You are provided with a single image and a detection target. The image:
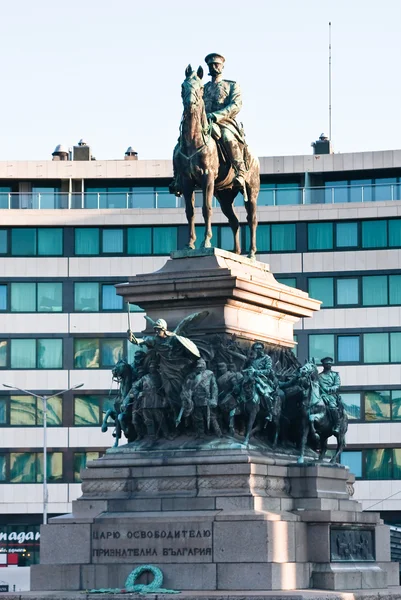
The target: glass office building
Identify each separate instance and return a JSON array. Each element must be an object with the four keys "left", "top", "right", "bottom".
[{"left": 1, "top": 147, "right": 401, "bottom": 585}]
